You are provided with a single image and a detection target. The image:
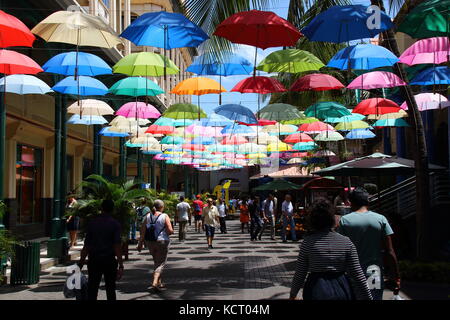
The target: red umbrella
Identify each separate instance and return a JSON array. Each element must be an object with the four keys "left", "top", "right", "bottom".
[
  {"left": 0, "top": 10, "right": 35, "bottom": 48},
  {"left": 182, "top": 144, "right": 206, "bottom": 151},
  {"left": 231, "top": 76, "right": 286, "bottom": 94},
  {"left": 298, "top": 121, "right": 335, "bottom": 133},
  {"left": 290, "top": 73, "right": 345, "bottom": 91},
  {"left": 237, "top": 119, "right": 277, "bottom": 126},
  {"left": 222, "top": 135, "right": 248, "bottom": 145},
  {"left": 214, "top": 10, "right": 302, "bottom": 49},
  {"left": 284, "top": 132, "right": 314, "bottom": 143},
  {"left": 353, "top": 98, "right": 401, "bottom": 115},
  {"left": 0, "top": 49, "right": 42, "bottom": 74},
  {"left": 145, "top": 125, "right": 175, "bottom": 135}
]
